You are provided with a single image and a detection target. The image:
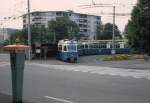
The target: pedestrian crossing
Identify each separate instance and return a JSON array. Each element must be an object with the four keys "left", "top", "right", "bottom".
[{"left": 29, "top": 63, "right": 150, "bottom": 80}]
